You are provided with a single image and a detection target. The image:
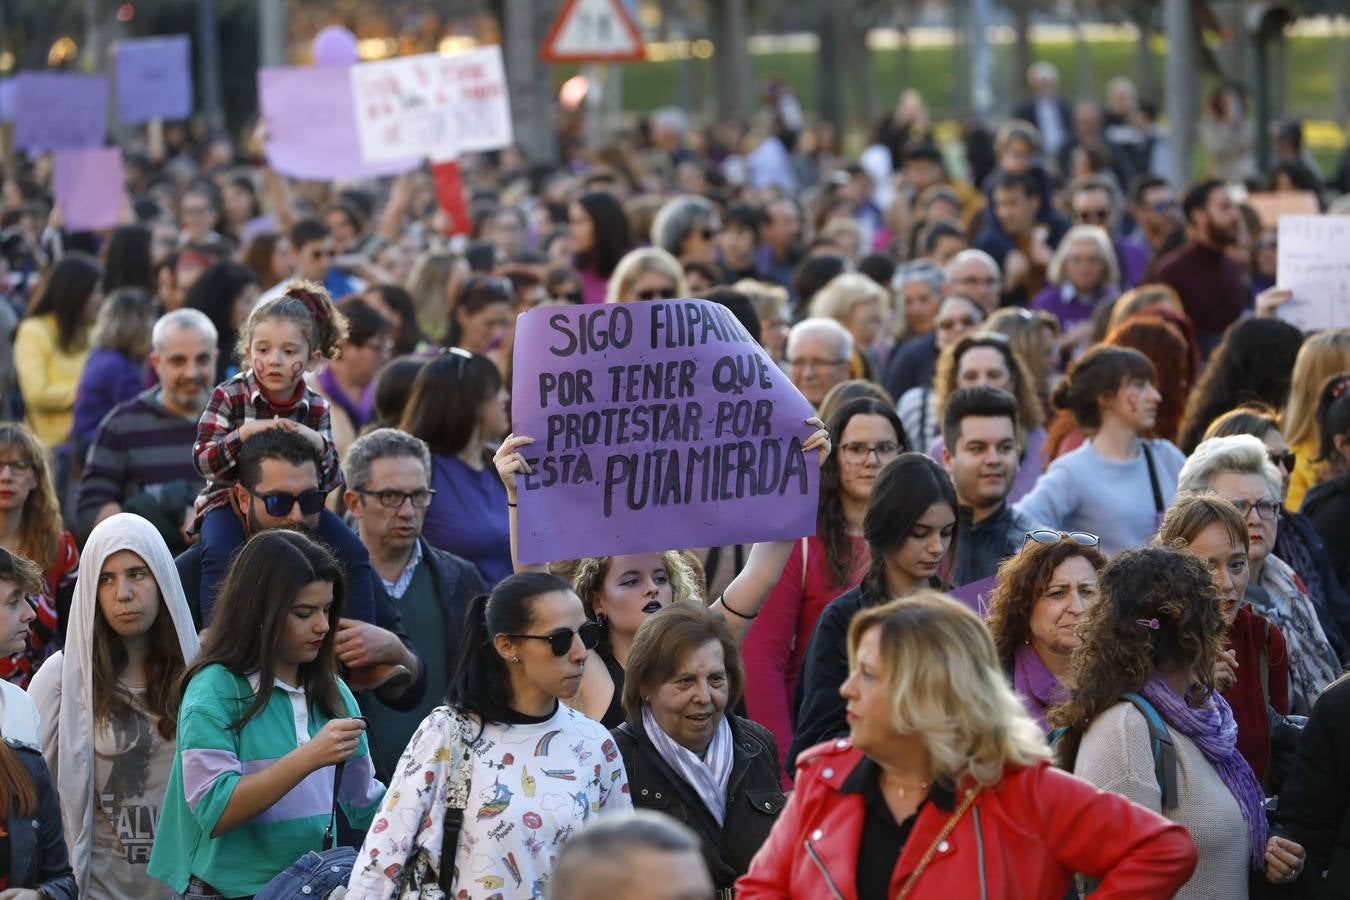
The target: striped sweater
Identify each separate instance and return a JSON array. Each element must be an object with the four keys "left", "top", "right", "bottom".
[{"left": 147, "top": 665, "right": 384, "bottom": 896}]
